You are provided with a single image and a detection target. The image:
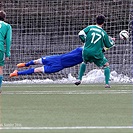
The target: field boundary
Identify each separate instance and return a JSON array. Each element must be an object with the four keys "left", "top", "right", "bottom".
[
  {"left": 1, "top": 90, "right": 132, "bottom": 95},
  {"left": 0, "top": 126, "right": 133, "bottom": 130}
]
